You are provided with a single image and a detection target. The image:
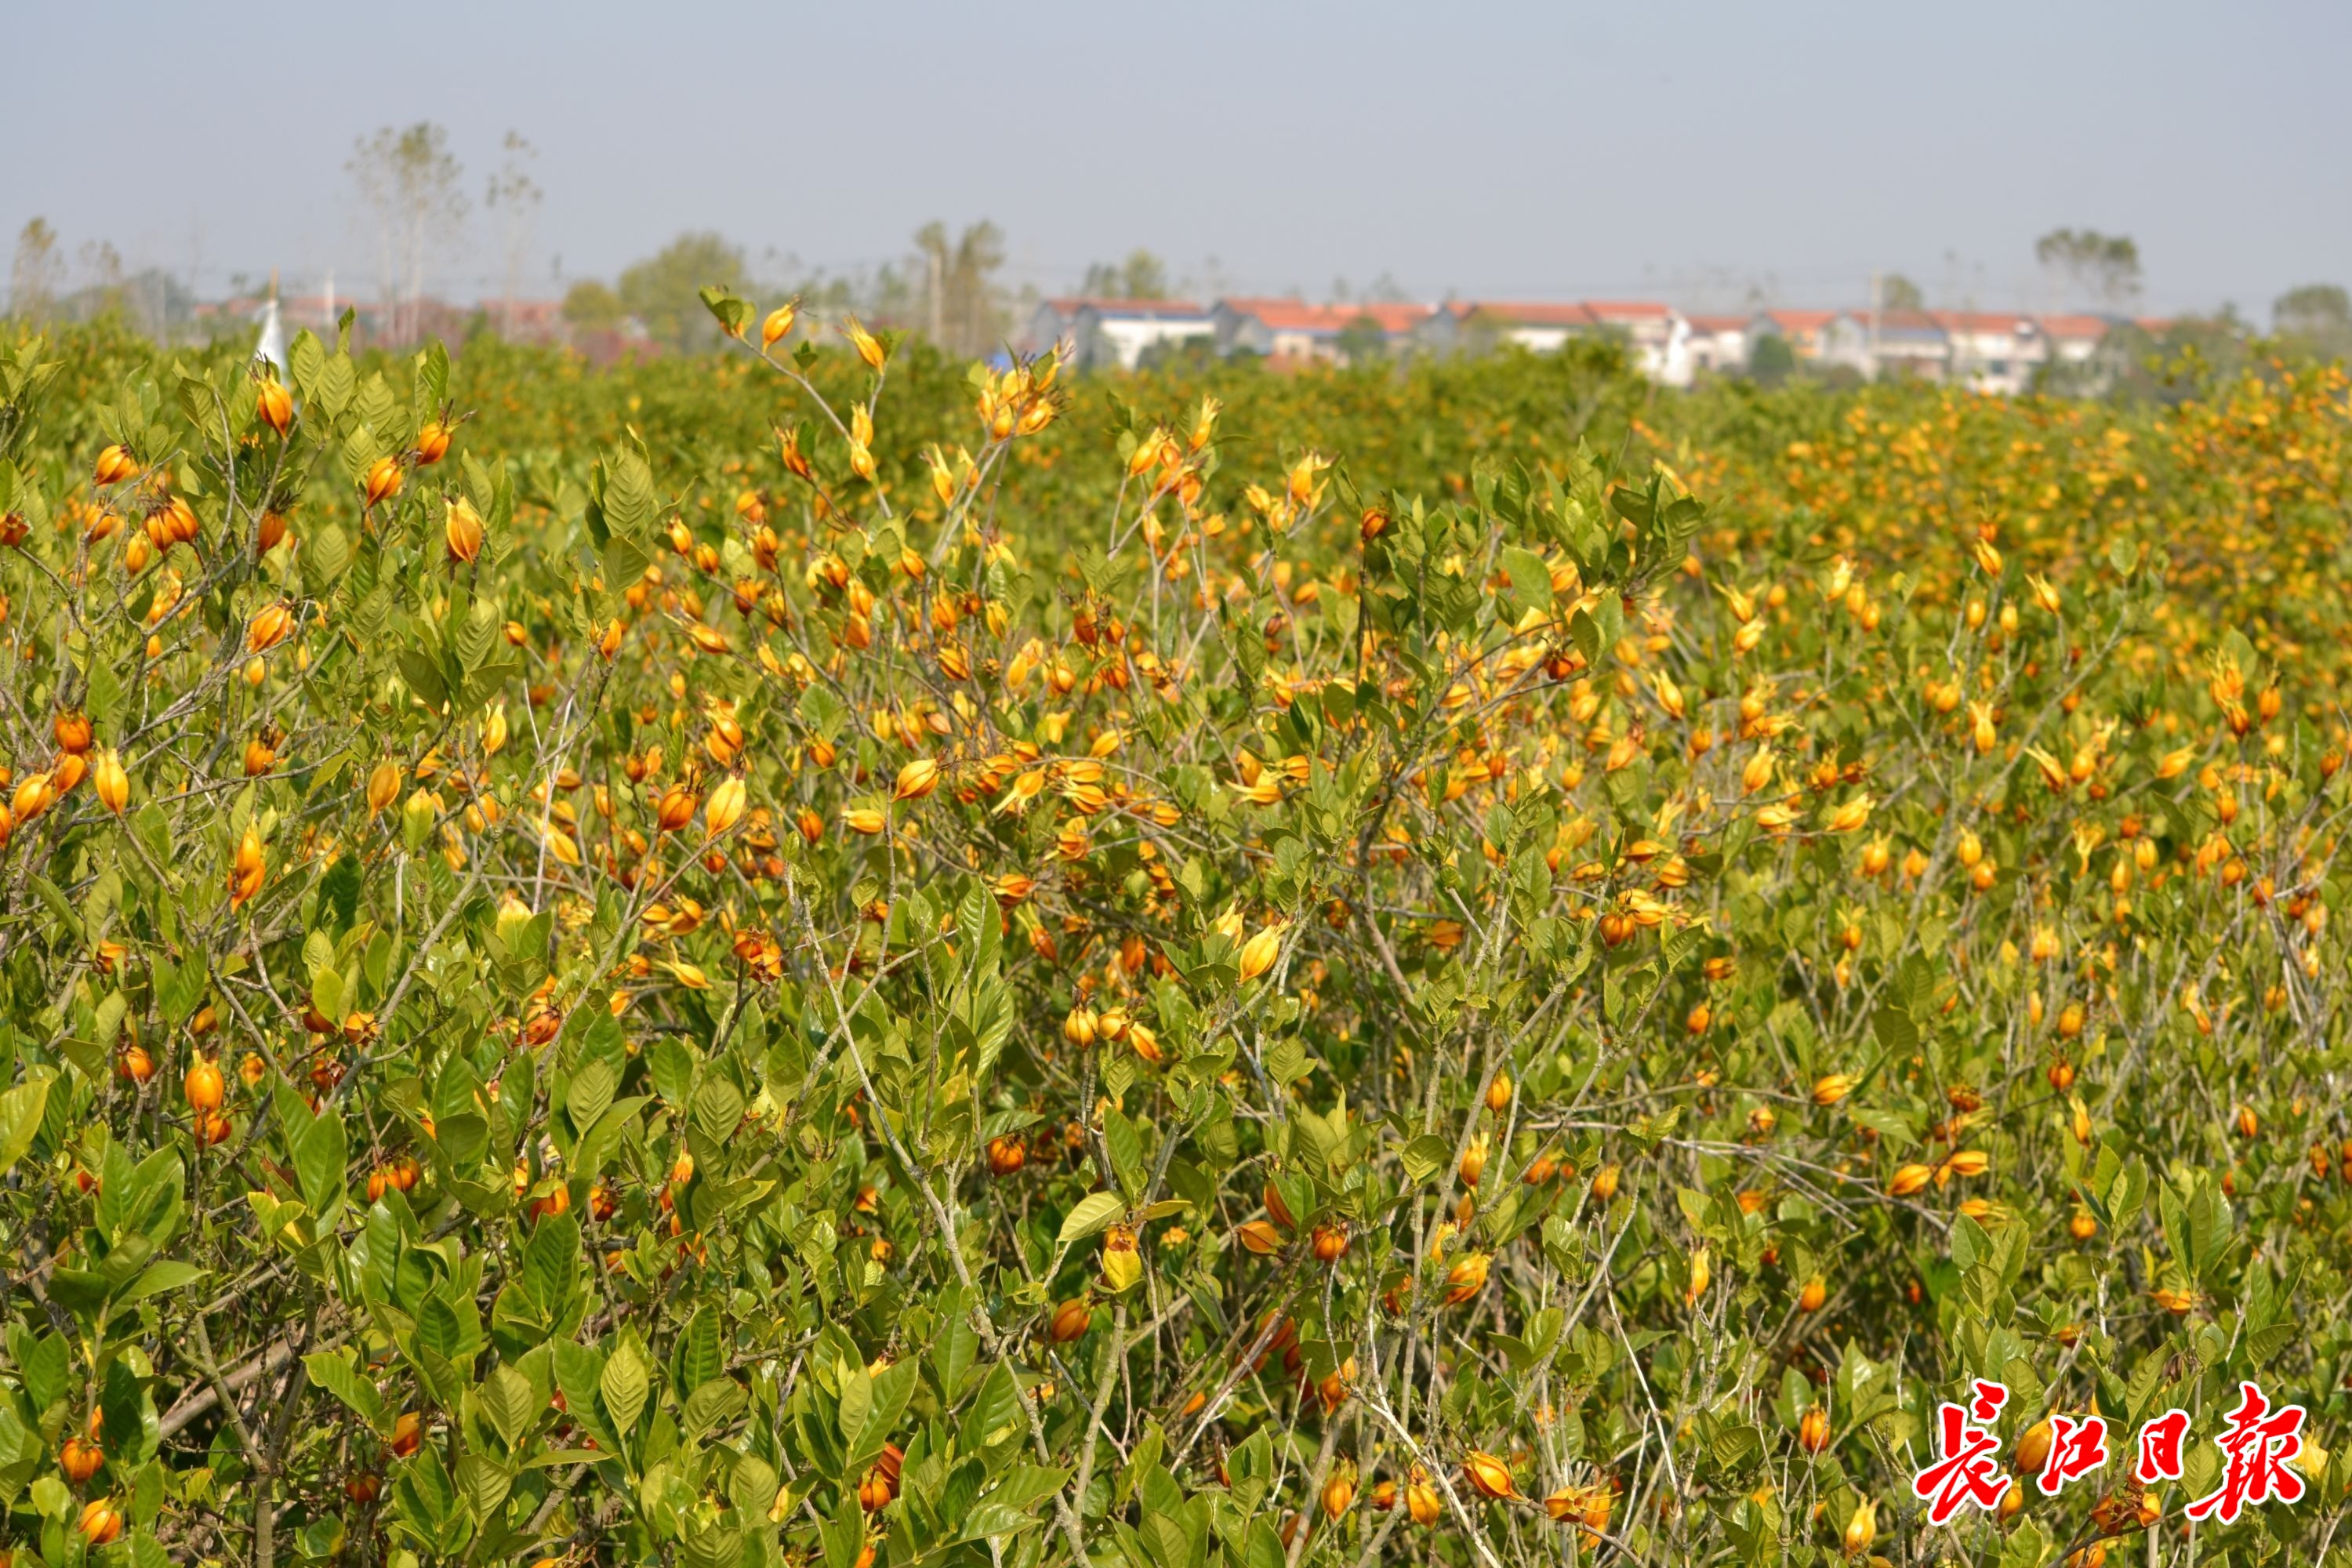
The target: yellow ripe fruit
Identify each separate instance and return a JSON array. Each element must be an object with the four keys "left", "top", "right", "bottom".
[
  {"left": 12, "top": 771, "right": 56, "bottom": 824},
  {"left": 844, "top": 315, "right": 887, "bottom": 371},
  {"left": 1234, "top": 1219, "right": 1283, "bottom": 1255},
  {"left": 1589, "top": 1163, "right": 1621, "bottom": 1201},
  {"left": 444, "top": 496, "right": 485, "bottom": 563},
  {"left": 2014, "top": 1419, "right": 2054, "bottom": 1475},
  {"left": 760, "top": 300, "right": 797, "bottom": 348},
  {"left": 1888, "top": 1163, "right": 1933, "bottom": 1198},
  {"left": 1799, "top": 1406, "right": 1831, "bottom": 1454},
  {"left": 1842, "top": 1499, "right": 1875, "bottom": 1556},
  {"left": 256, "top": 378, "right": 293, "bottom": 437},
  {"left": 92, "top": 748, "right": 129, "bottom": 815},
  {"left": 228, "top": 825, "right": 267, "bottom": 908},
  {"left": 184, "top": 1055, "right": 225, "bottom": 1112},
  {"left": 1442, "top": 1252, "right": 1490, "bottom": 1305},
  {"left": 704, "top": 776, "right": 747, "bottom": 837},
  {"left": 1461, "top": 1451, "right": 1515, "bottom": 1501},
  {"left": 362, "top": 455, "right": 405, "bottom": 506},
  {"left": 61, "top": 1435, "right": 103, "bottom": 1483},
  {"left": 1485, "top": 1072, "right": 1512, "bottom": 1112},
  {"left": 1236, "top": 924, "right": 1283, "bottom": 983},
  {"left": 1812, "top": 1073, "right": 1857, "bottom": 1107},
  {"left": 655, "top": 785, "right": 698, "bottom": 833},
  {"left": 77, "top": 1498, "right": 123, "bottom": 1546},
  {"left": 367, "top": 760, "right": 402, "bottom": 818},
  {"left": 93, "top": 444, "right": 139, "bottom": 486},
  {"left": 245, "top": 602, "right": 294, "bottom": 653},
  {"left": 1047, "top": 1298, "right": 1091, "bottom": 1343},
  {"left": 1798, "top": 1276, "right": 1827, "bottom": 1312},
  {"left": 1685, "top": 1245, "right": 1711, "bottom": 1305},
  {"left": 894, "top": 758, "right": 941, "bottom": 800}
]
